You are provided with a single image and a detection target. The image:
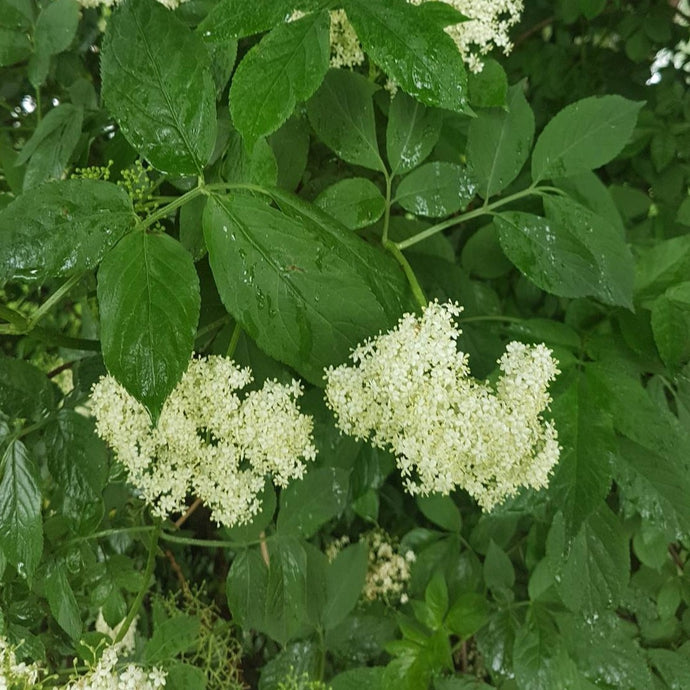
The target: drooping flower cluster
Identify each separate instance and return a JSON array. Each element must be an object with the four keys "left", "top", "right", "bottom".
[
  {"left": 63, "top": 646, "right": 166, "bottom": 690},
  {"left": 0, "top": 637, "right": 40, "bottom": 689},
  {"left": 409, "top": 0, "right": 524, "bottom": 72},
  {"left": 363, "top": 530, "right": 416, "bottom": 605},
  {"left": 91, "top": 356, "right": 317, "bottom": 527},
  {"left": 325, "top": 301, "right": 560, "bottom": 511}
]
